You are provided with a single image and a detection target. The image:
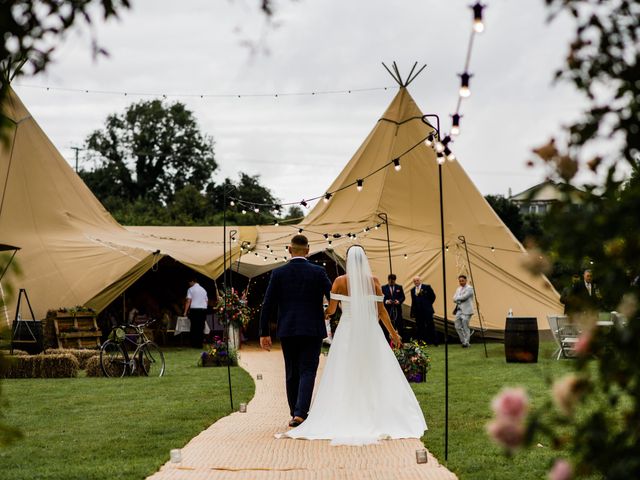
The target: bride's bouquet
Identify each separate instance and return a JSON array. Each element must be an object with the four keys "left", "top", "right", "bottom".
[{"left": 393, "top": 340, "right": 432, "bottom": 383}]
